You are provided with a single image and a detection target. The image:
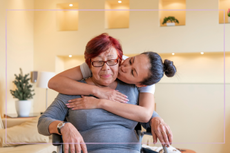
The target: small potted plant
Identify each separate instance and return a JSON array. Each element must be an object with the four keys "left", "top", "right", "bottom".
[
  {"left": 162, "top": 16, "right": 179, "bottom": 26},
  {"left": 228, "top": 9, "right": 230, "bottom": 23},
  {"left": 10, "top": 68, "right": 35, "bottom": 117}
]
